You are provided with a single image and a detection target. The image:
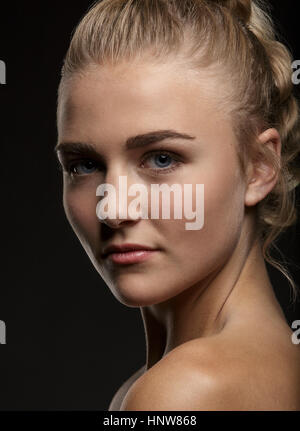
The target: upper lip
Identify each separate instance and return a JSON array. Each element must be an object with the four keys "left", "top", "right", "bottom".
[{"left": 101, "top": 243, "right": 157, "bottom": 258}]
